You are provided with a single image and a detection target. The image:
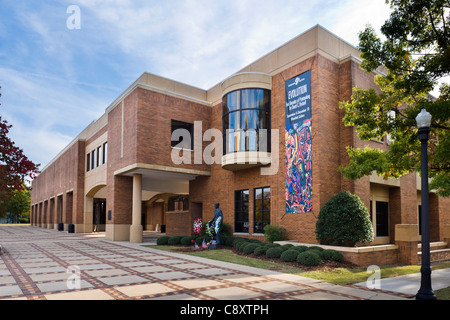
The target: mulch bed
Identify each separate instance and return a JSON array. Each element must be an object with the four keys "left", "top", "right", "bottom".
[{"left": 169, "top": 245, "right": 358, "bottom": 272}]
